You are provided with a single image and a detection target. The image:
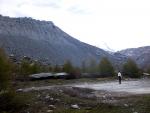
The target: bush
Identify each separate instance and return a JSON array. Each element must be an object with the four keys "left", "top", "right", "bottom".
[
  {"left": 0, "top": 48, "right": 29, "bottom": 113},
  {"left": 0, "top": 91, "right": 29, "bottom": 113},
  {"left": 19, "top": 59, "right": 31, "bottom": 76},
  {"left": 122, "top": 59, "right": 141, "bottom": 78},
  {"left": 63, "top": 60, "right": 81, "bottom": 79},
  {"left": 98, "top": 57, "right": 115, "bottom": 77},
  {"left": 62, "top": 60, "right": 74, "bottom": 73},
  {"left": 53, "top": 64, "right": 62, "bottom": 72},
  {"left": 0, "top": 48, "right": 12, "bottom": 91},
  {"left": 147, "top": 66, "right": 150, "bottom": 74},
  {"left": 19, "top": 59, "right": 42, "bottom": 80},
  {"left": 87, "top": 58, "right": 98, "bottom": 73},
  {"left": 29, "top": 62, "right": 41, "bottom": 74}
]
